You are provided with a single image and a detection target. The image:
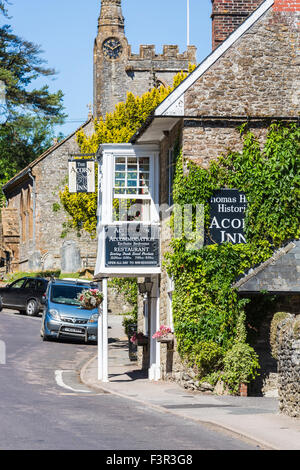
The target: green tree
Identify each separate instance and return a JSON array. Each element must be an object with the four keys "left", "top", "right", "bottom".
[
  {"left": 0, "top": 24, "right": 65, "bottom": 123},
  {"left": 0, "top": 115, "right": 63, "bottom": 182},
  {"left": 0, "top": 6, "right": 66, "bottom": 196}
]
